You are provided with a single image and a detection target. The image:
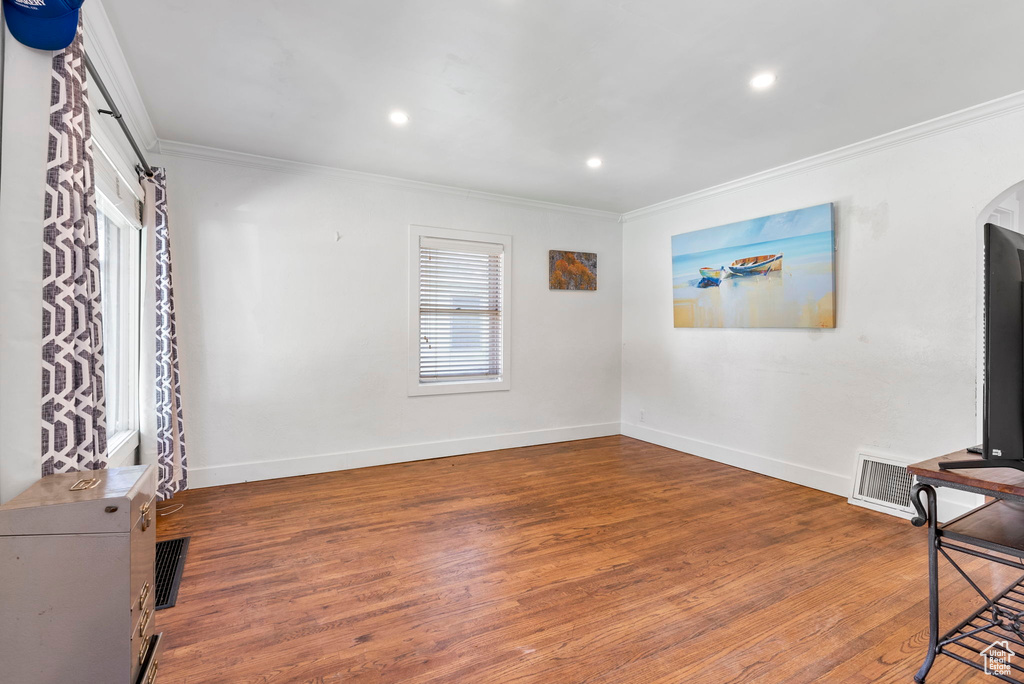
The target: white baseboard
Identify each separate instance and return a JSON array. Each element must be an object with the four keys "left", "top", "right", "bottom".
[
  {"left": 847, "top": 493, "right": 981, "bottom": 525},
  {"left": 621, "top": 422, "right": 852, "bottom": 497},
  {"left": 621, "top": 423, "right": 985, "bottom": 523},
  {"left": 188, "top": 422, "right": 622, "bottom": 489},
  {"left": 189, "top": 421, "right": 982, "bottom": 525}
]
